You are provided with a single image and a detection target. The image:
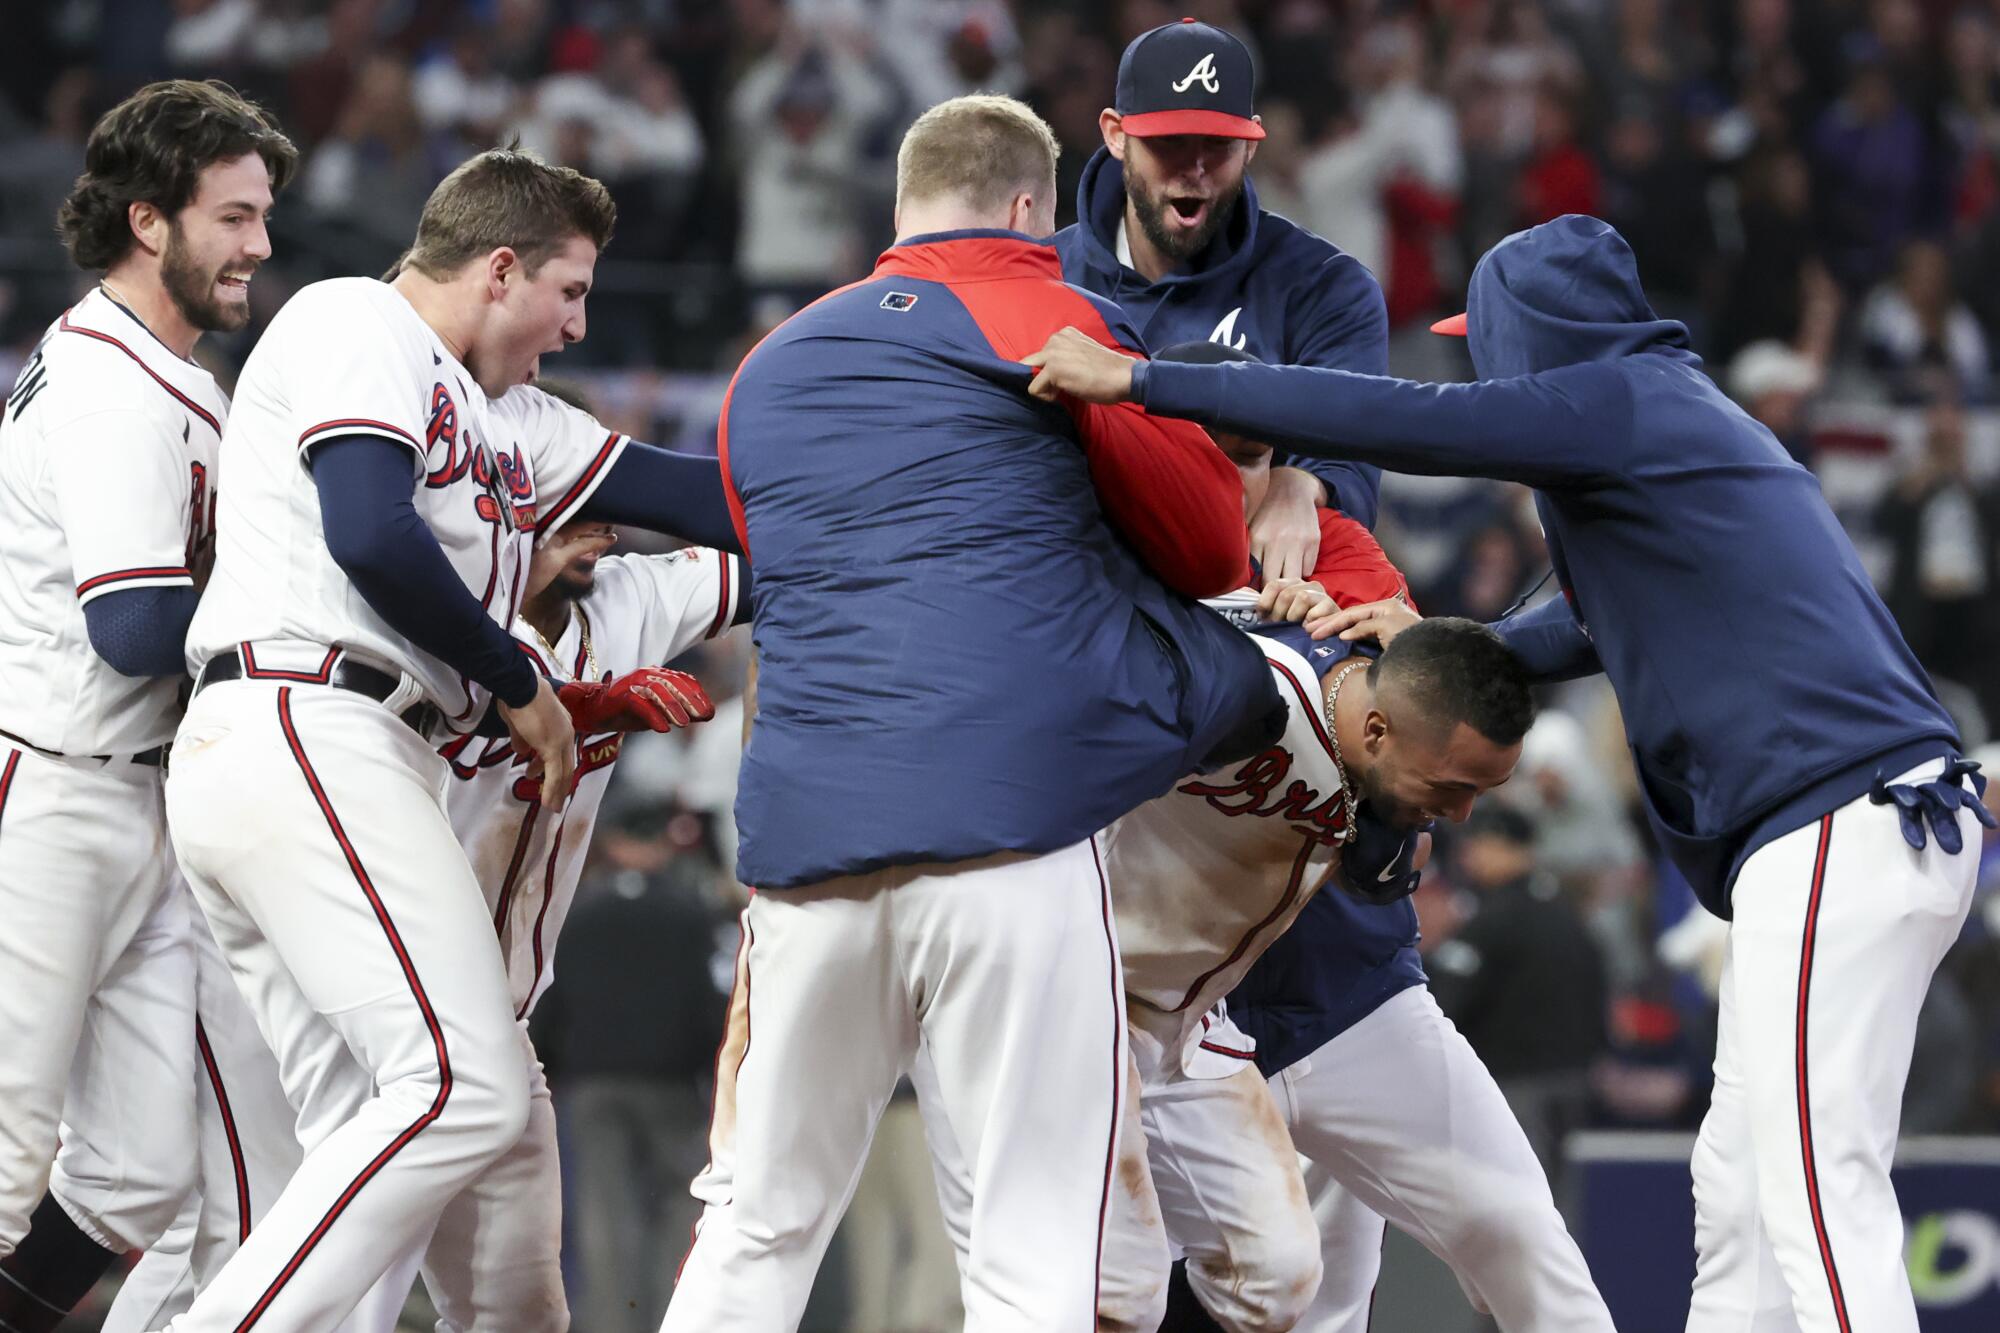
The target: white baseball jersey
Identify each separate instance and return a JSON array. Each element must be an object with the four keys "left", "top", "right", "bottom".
[
  {"left": 0, "top": 288, "right": 224, "bottom": 754},
  {"left": 1102, "top": 630, "right": 1351, "bottom": 1070},
  {"left": 185, "top": 277, "right": 627, "bottom": 728},
  {"left": 443, "top": 547, "right": 742, "bottom": 1016}
]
